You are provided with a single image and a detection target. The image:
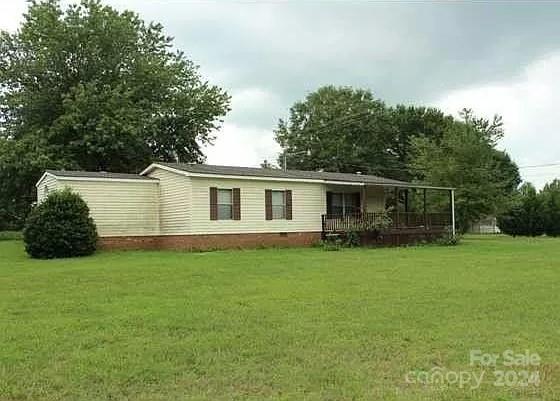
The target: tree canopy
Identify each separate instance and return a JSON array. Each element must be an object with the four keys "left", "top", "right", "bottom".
[
  {"left": 0, "top": 0, "right": 230, "bottom": 229},
  {"left": 497, "top": 183, "right": 546, "bottom": 237},
  {"left": 275, "top": 86, "right": 393, "bottom": 175},
  {"left": 541, "top": 180, "right": 560, "bottom": 236},
  {"left": 499, "top": 179, "right": 560, "bottom": 237},
  {"left": 410, "top": 118, "right": 521, "bottom": 231},
  {"left": 274, "top": 86, "right": 455, "bottom": 181},
  {"left": 275, "top": 86, "right": 521, "bottom": 232}
]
